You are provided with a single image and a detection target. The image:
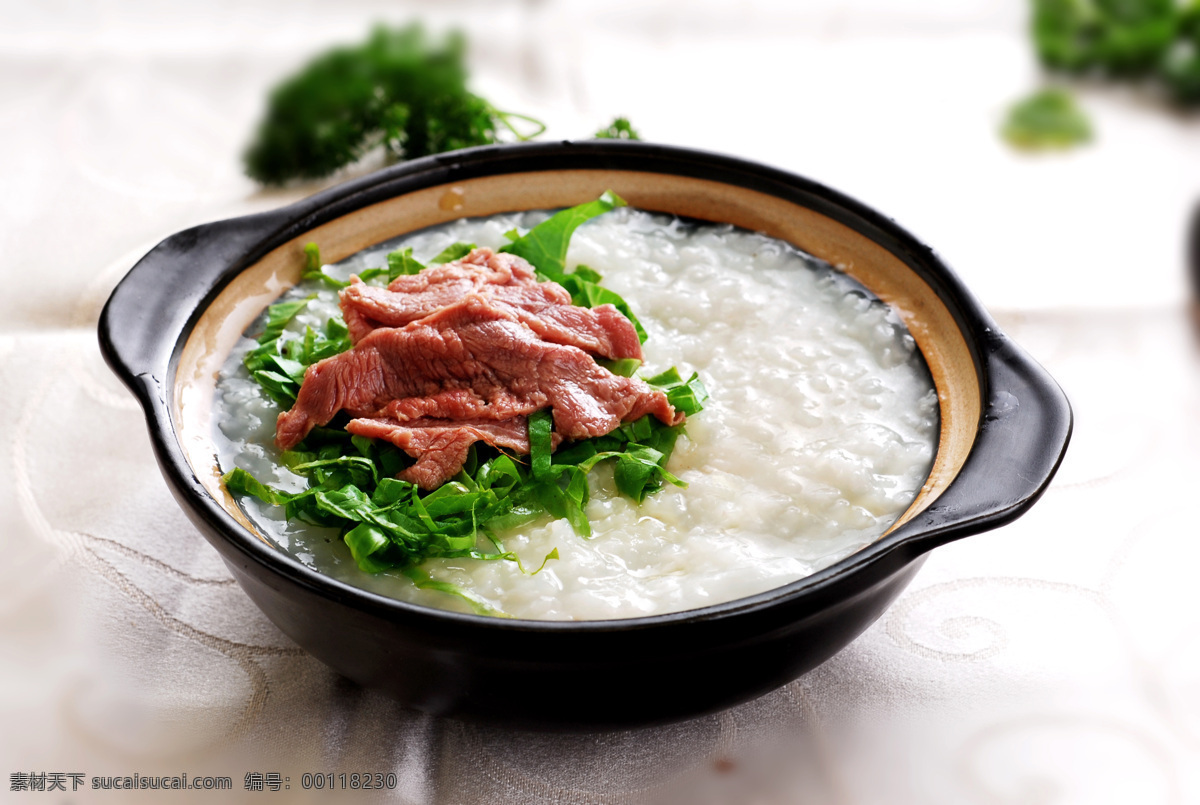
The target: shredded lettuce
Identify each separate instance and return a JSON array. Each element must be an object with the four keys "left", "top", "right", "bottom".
[
  {"left": 225, "top": 430, "right": 566, "bottom": 574},
  {"left": 499, "top": 192, "right": 647, "bottom": 342},
  {"left": 401, "top": 565, "right": 508, "bottom": 616},
  {"left": 302, "top": 242, "right": 431, "bottom": 288},
  {"left": 597, "top": 357, "right": 641, "bottom": 377},
  {"left": 386, "top": 247, "right": 424, "bottom": 278},
  {"left": 558, "top": 264, "right": 647, "bottom": 343},
  {"left": 499, "top": 190, "right": 626, "bottom": 278},
  {"left": 240, "top": 285, "right": 352, "bottom": 406},
  {"left": 431, "top": 241, "right": 476, "bottom": 264},
  {"left": 644, "top": 366, "right": 710, "bottom": 416}
]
